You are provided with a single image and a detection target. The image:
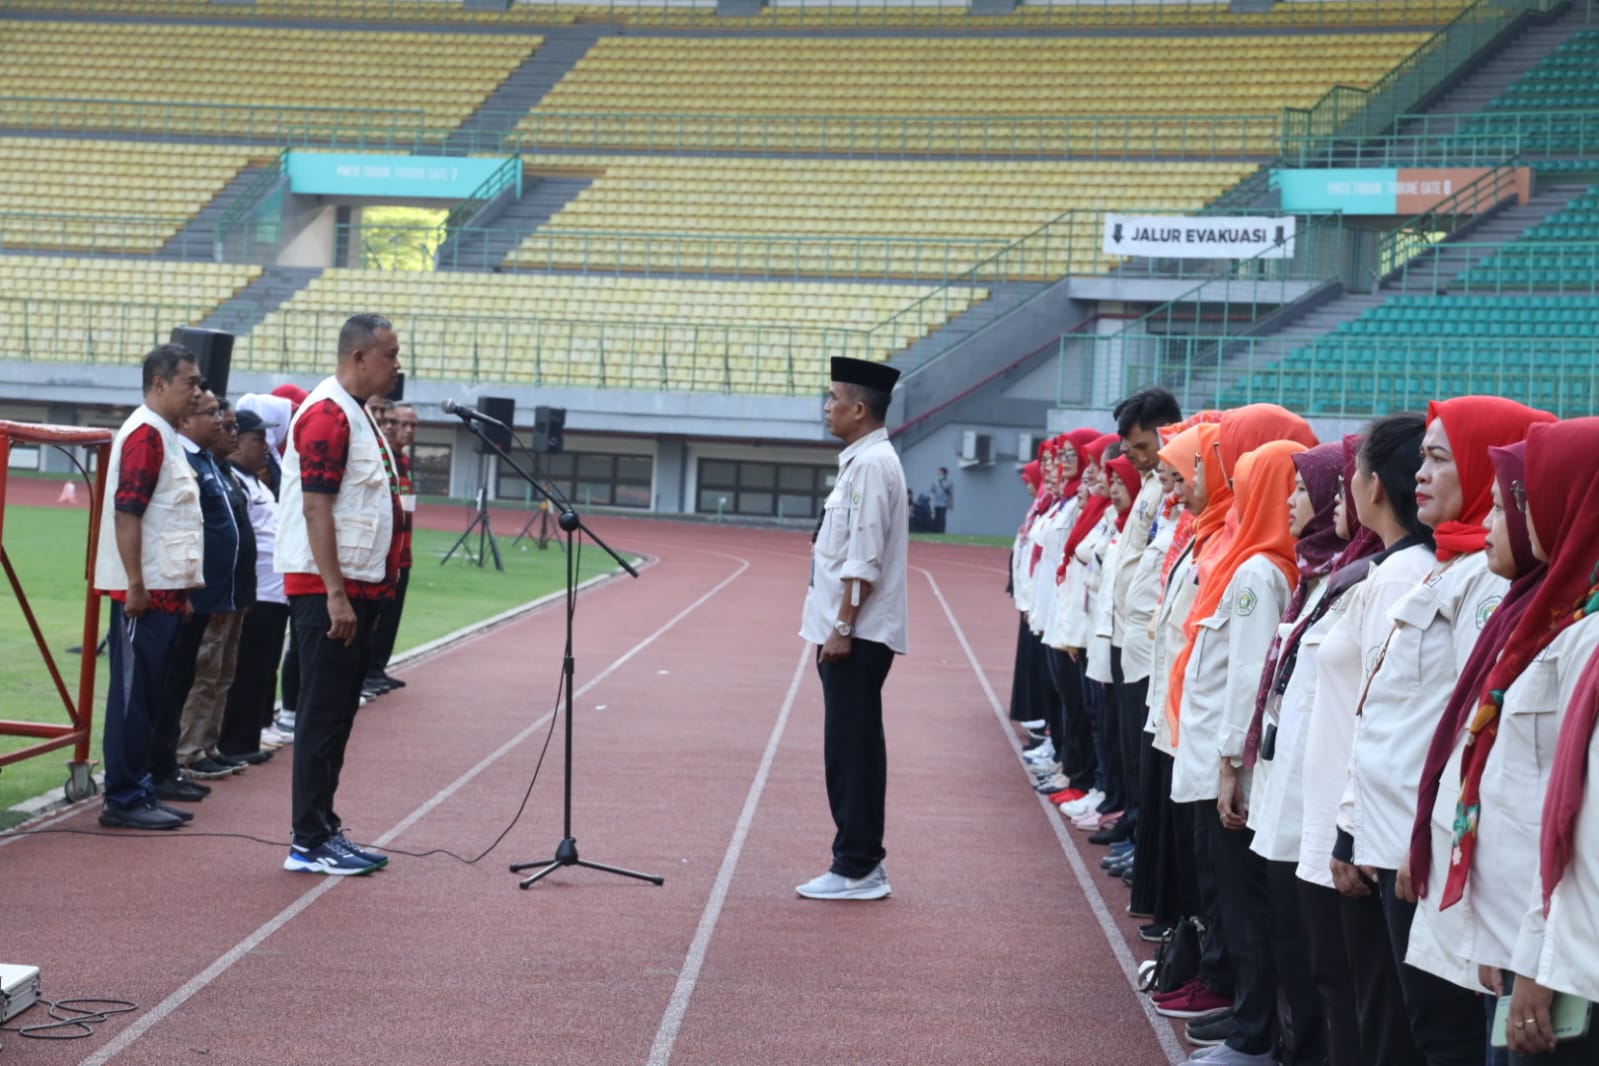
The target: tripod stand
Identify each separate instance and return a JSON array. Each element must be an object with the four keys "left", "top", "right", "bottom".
[
  {"left": 441, "top": 458, "right": 504, "bottom": 571},
  {"left": 448, "top": 417, "right": 660, "bottom": 891},
  {"left": 512, "top": 498, "right": 563, "bottom": 552}
]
